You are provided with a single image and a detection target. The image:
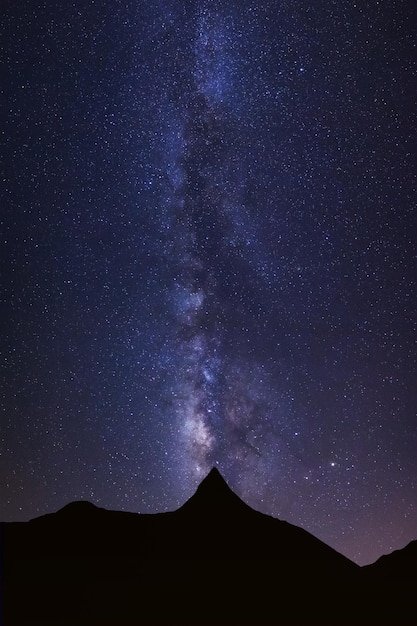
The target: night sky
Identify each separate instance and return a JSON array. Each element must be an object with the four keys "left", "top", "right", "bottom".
[{"left": 1, "top": 0, "right": 416, "bottom": 566}]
